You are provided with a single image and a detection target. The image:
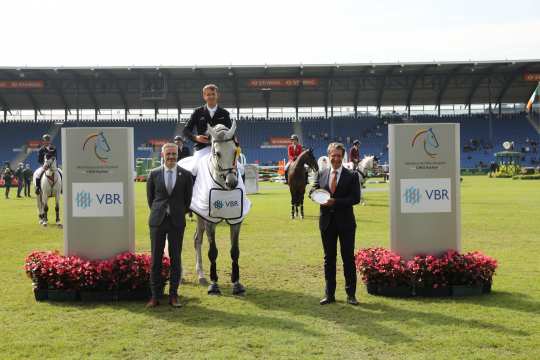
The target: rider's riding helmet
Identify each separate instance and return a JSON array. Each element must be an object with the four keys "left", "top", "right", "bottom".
[{"left": 290, "top": 134, "right": 299, "bottom": 141}]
